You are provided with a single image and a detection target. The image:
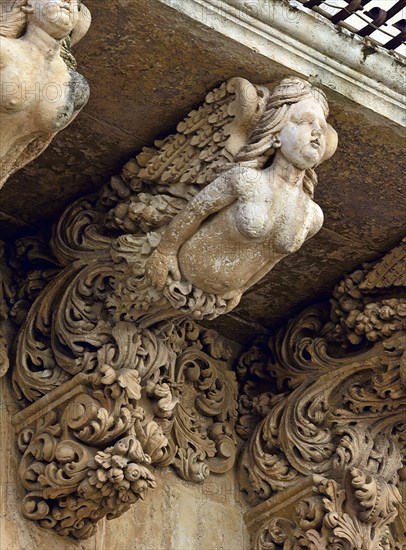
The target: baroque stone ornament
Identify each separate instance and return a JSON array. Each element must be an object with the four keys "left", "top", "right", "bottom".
[
  {"left": 13, "top": 320, "right": 238, "bottom": 538},
  {"left": 0, "top": 241, "right": 13, "bottom": 376},
  {"left": 238, "top": 239, "right": 405, "bottom": 549},
  {"left": 9, "top": 76, "right": 336, "bottom": 538},
  {"left": 0, "top": 0, "right": 91, "bottom": 188}
]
